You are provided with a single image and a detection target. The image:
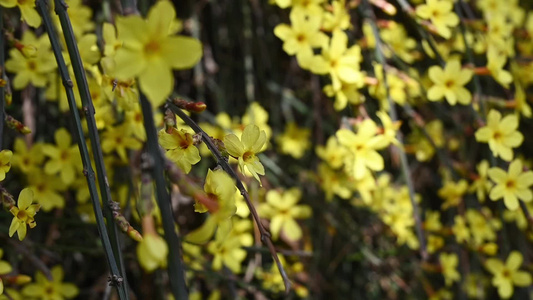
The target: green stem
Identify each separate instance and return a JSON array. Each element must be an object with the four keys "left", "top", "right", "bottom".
[
  {"left": 36, "top": 1, "right": 128, "bottom": 299},
  {"left": 140, "top": 93, "right": 188, "bottom": 299},
  {"left": 168, "top": 102, "right": 292, "bottom": 294},
  {"left": 363, "top": 0, "right": 427, "bottom": 260},
  {"left": 52, "top": 0, "right": 128, "bottom": 289}
]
